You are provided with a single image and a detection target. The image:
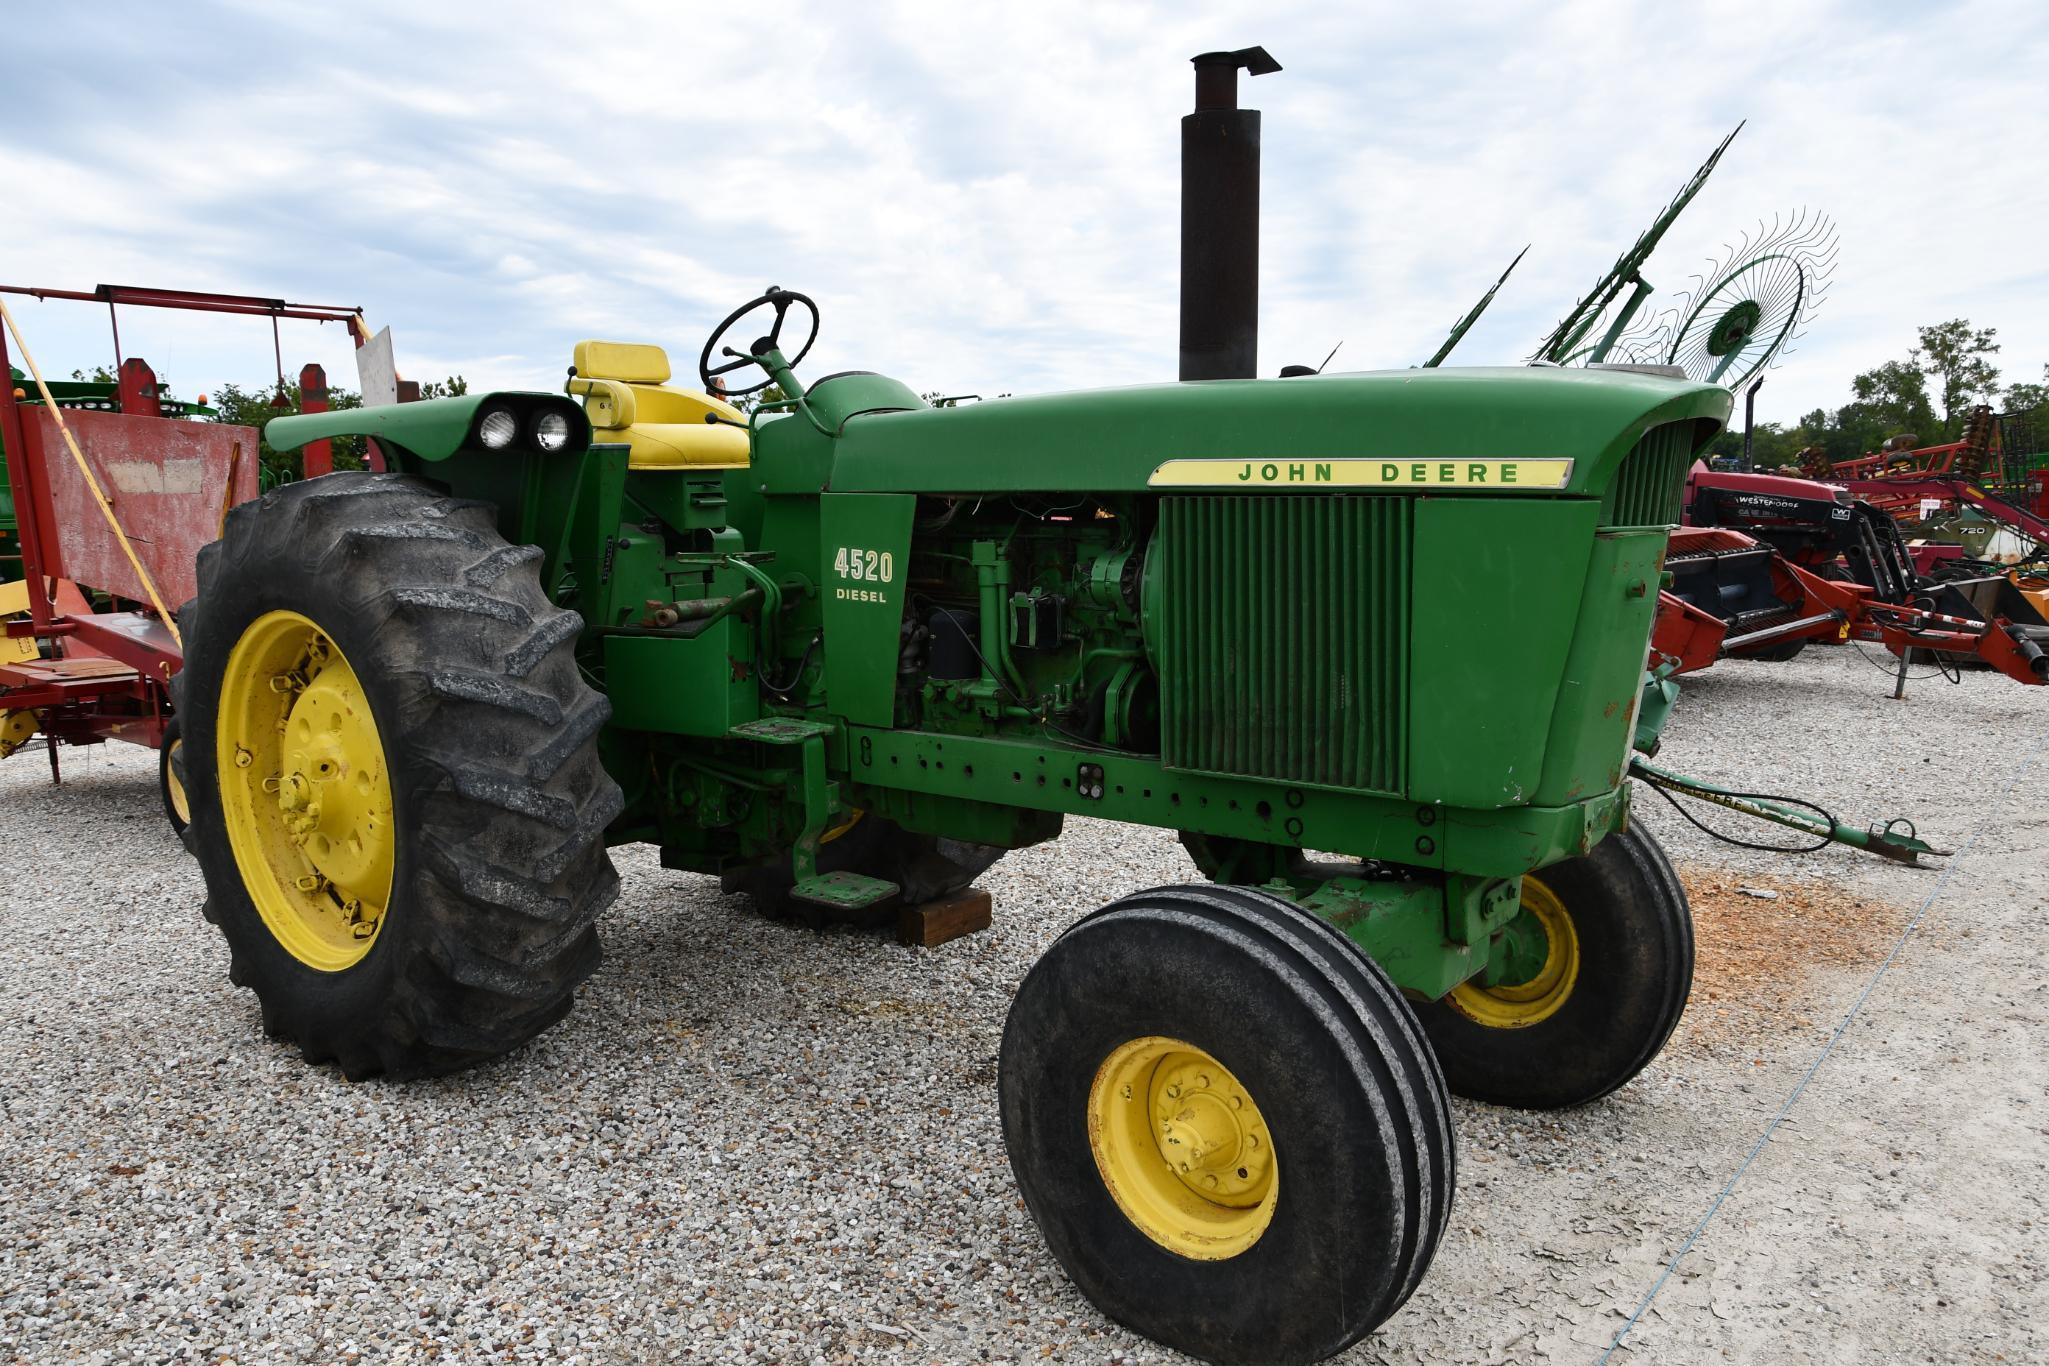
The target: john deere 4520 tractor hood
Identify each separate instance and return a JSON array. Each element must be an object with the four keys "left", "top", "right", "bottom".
[{"left": 826, "top": 366, "right": 1731, "bottom": 497}]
